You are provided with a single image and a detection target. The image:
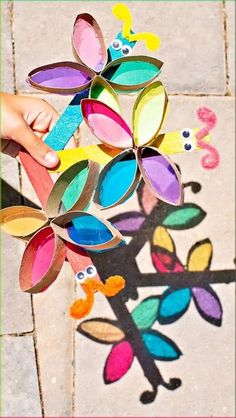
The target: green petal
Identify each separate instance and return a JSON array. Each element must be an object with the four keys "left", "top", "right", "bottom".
[
  {"left": 131, "top": 296, "right": 160, "bottom": 330},
  {"left": 102, "top": 56, "right": 163, "bottom": 92},
  {"left": 162, "top": 204, "right": 206, "bottom": 230}
]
